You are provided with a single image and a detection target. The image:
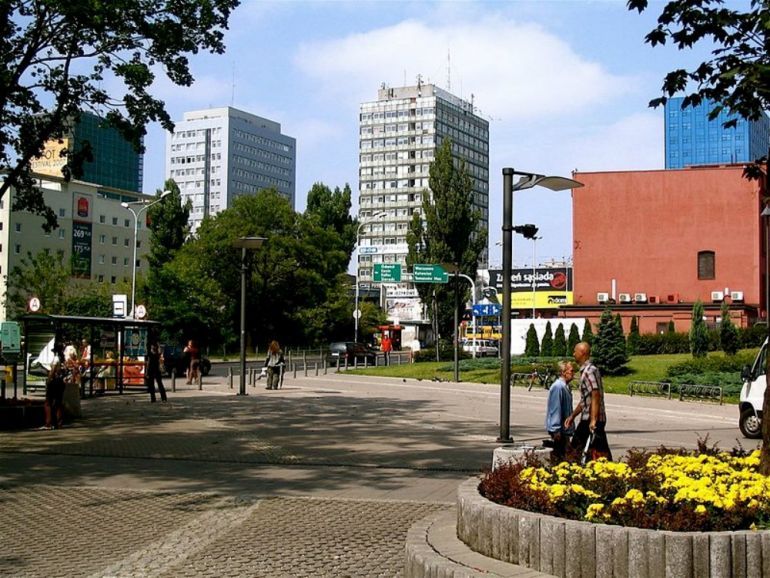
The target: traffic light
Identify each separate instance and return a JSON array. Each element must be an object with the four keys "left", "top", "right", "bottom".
[{"left": 513, "top": 224, "right": 539, "bottom": 239}]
